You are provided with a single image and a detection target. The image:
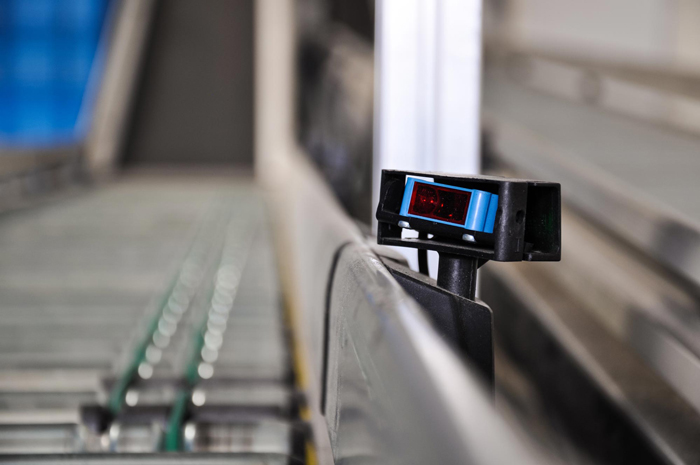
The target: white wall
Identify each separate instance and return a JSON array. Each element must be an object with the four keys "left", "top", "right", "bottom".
[
  {"left": 674, "top": 0, "right": 700, "bottom": 73},
  {"left": 497, "top": 0, "right": 700, "bottom": 73}
]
